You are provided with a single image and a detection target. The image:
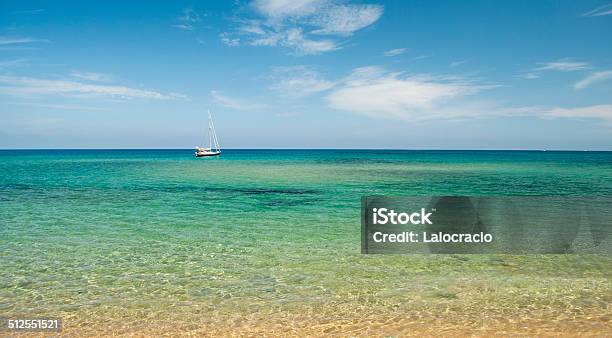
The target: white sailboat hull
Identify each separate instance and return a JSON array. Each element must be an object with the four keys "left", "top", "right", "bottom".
[{"left": 195, "top": 149, "right": 221, "bottom": 157}]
